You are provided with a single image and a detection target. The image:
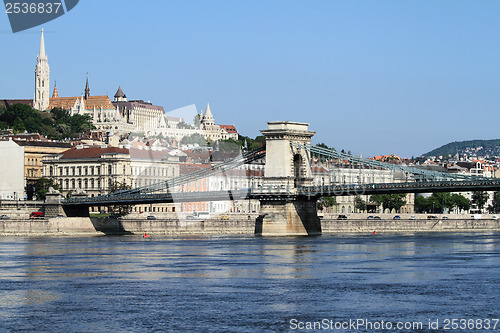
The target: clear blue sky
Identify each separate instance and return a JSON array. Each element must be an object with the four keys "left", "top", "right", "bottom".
[{"left": 2, "top": 0, "right": 500, "bottom": 158}]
